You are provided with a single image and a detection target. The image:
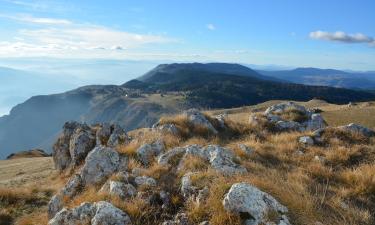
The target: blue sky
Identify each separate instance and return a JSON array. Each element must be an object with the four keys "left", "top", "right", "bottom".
[{"left": 0, "top": 0, "right": 375, "bottom": 70}]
